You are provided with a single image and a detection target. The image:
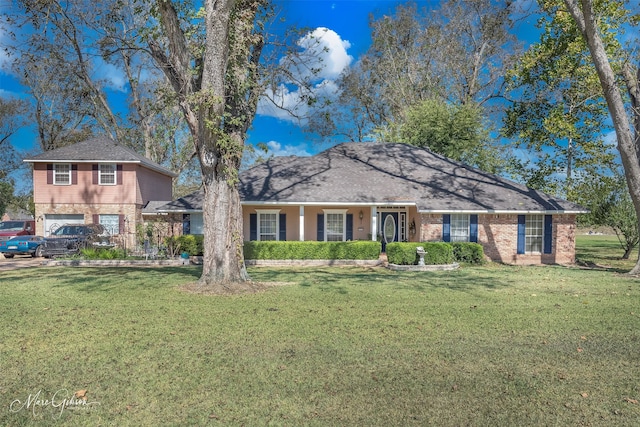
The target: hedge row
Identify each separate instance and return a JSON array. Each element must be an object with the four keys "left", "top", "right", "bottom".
[
  {"left": 165, "top": 236, "right": 484, "bottom": 264},
  {"left": 386, "top": 242, "right": 484, "bottom": 265},
  {"left": 451, "top": 242, "right": 485, "bottom": 264},
  {"left": 244, "top": 241, "right": 382, "bottom": 260}
]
